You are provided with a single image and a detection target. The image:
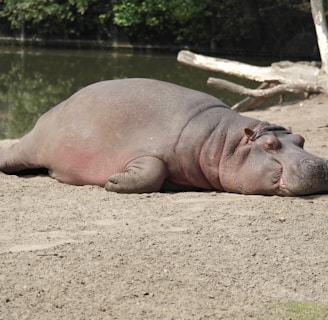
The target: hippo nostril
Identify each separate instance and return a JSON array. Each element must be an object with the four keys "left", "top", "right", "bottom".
[{"left": 302, "top": 159, "right": 318, "bottom": 171}]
